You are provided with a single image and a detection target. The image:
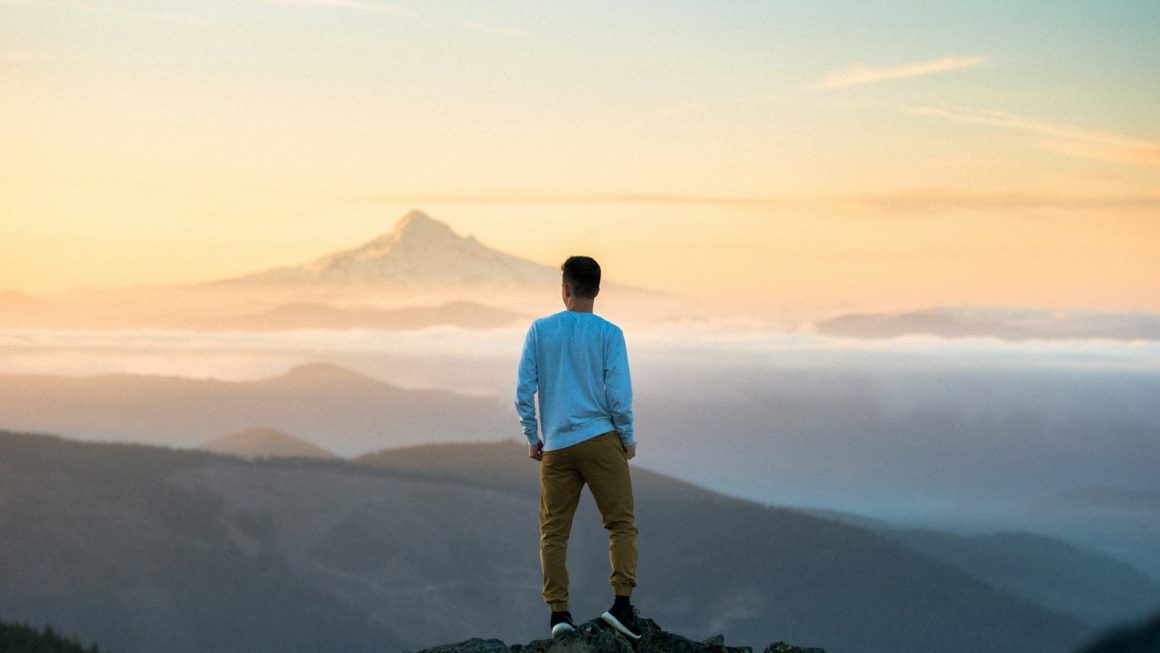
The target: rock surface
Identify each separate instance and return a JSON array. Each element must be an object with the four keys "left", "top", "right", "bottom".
[{"left": 410, "top": 618, "right": 825, "bottom": 653}]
